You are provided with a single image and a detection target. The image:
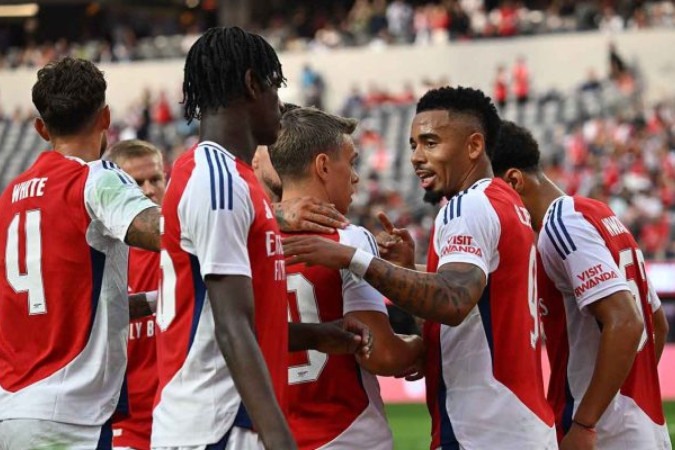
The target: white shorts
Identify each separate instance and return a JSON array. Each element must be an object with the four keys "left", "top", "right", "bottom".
[
  {"left": 0, "top": 418, "right": 111, "bottom": 450},
  {"left": 153, "top": 426, "right": 262, "bottom": 450}
]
